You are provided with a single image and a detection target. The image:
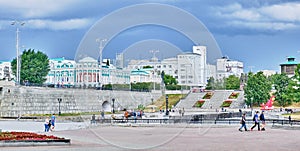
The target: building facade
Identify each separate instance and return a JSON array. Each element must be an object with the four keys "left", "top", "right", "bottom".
[
  {"left": 46, "top": 58, "right": 76, "bottom": 87},
  {"left": 280, "top": 56, "right": 298, "bottom": 77},
  {"left": 0, "top": 61, "right": 12, "bottom": 80},
  {"left": 75, "top": 57, "right": 130, "bottom": 87},
  {"left": 216, "top": 57, "right": 244, "bottom": 80}
]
